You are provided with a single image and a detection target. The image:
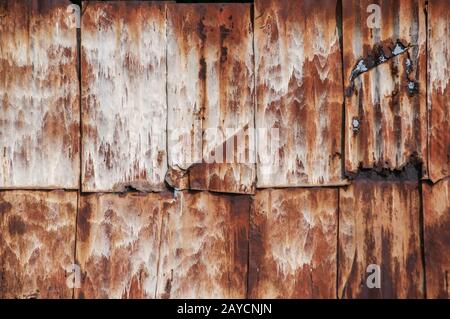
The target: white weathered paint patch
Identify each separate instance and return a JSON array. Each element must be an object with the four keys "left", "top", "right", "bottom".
[
  {"left": 0, "top": 2, "right": 79, "bottom": 189},
  {"left": 81, "top": 3, "right": 167, "bottom": 192},
  {"left": 255, "top": 0, "right": 344, "bottom": 188}
]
